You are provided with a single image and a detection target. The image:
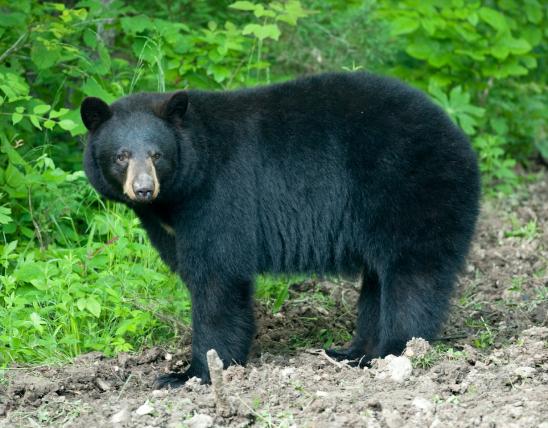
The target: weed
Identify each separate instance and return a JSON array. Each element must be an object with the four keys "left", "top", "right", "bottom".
[
  {"left": 412, "top": 344, "right": 466, "bottom": 369},
  {"left": 472, "top": 317, "right": 496, "bottom": 349},
  {"left": 504, "top": 215, "right": 538, "bottom": 240}
]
